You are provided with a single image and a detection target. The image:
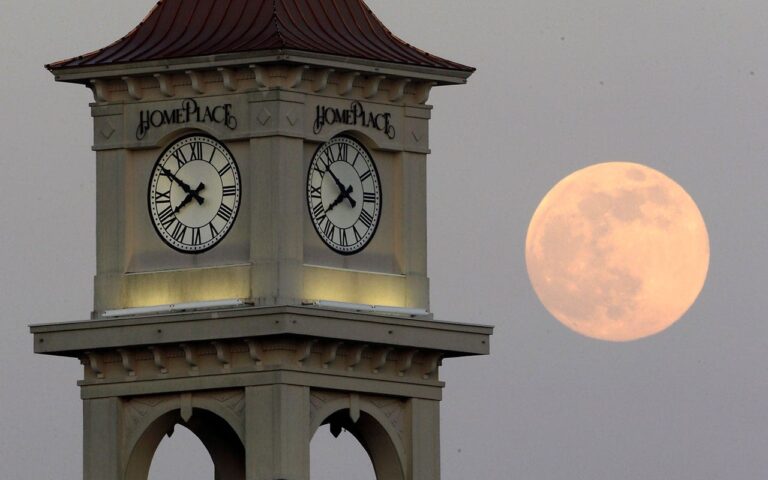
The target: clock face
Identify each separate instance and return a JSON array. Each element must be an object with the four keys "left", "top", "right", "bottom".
[
  {"left": 307, "top": 136, "right": 382, "bottom": 255},
  {"left": 148, "top": 134, "right": 241, "bottom": 253}
]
